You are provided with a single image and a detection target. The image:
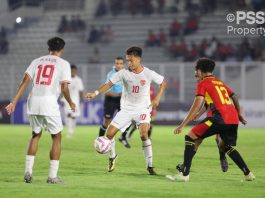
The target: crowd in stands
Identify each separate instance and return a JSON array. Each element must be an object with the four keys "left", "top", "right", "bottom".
[
  {"left": 145, "top": 16, "right": 198, "bottom": 48},
  {"left": 0, "top": 27, "right": 8, "bottom": 54},
  {"left": 167, "top": 37, "right": 263, "bottom": 62},
  {"left": 87, "top": 25, "right": 113, "bottom": 44},
  {"left": 57, "top": 15, "right": 86, "bottom": 33},
  {"left": 94, "top": 0, "right": 218, "bottom": 17}
]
